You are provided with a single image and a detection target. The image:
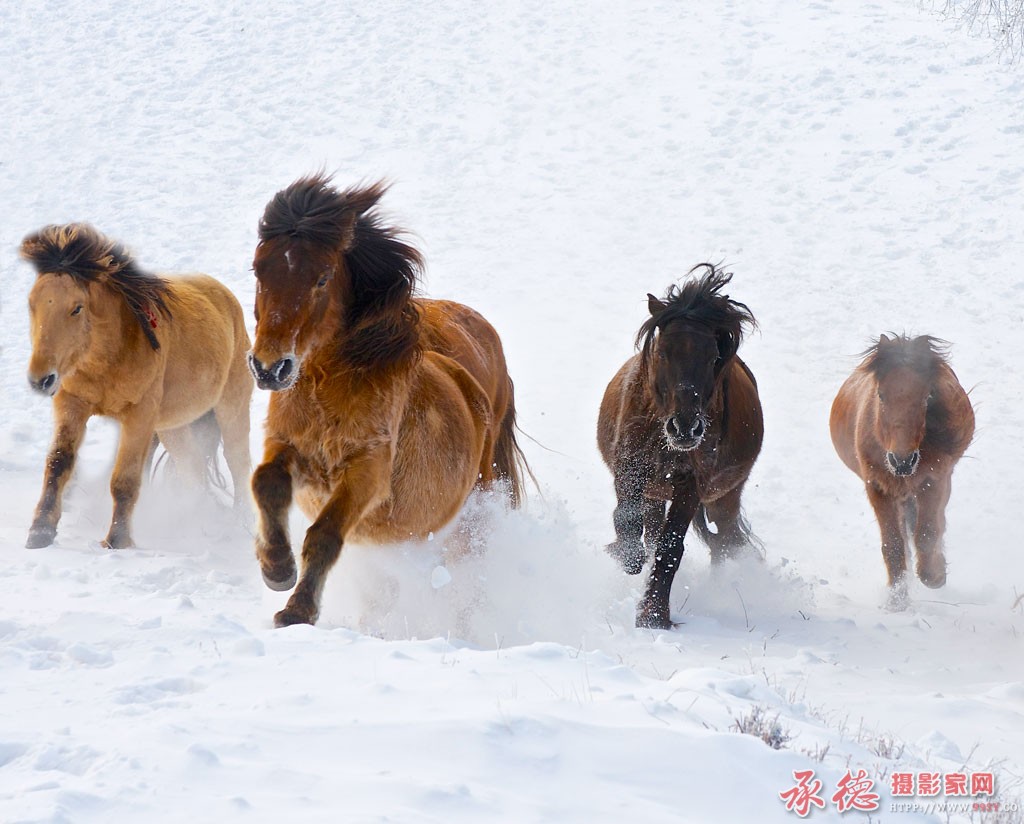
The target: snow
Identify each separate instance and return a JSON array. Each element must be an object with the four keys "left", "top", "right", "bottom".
[{"left": 1, "top": 0, "right": 1023, "bottom": 821}]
